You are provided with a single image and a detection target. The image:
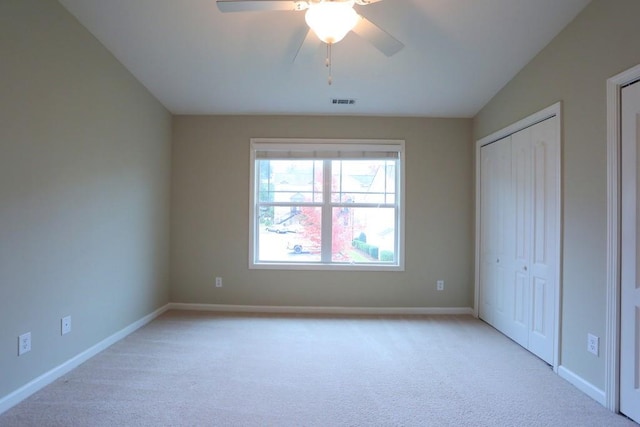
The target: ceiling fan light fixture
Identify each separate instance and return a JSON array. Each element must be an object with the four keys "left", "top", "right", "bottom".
[{"left": 305, "top": 0, "right": 359, "bottom": 44}]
